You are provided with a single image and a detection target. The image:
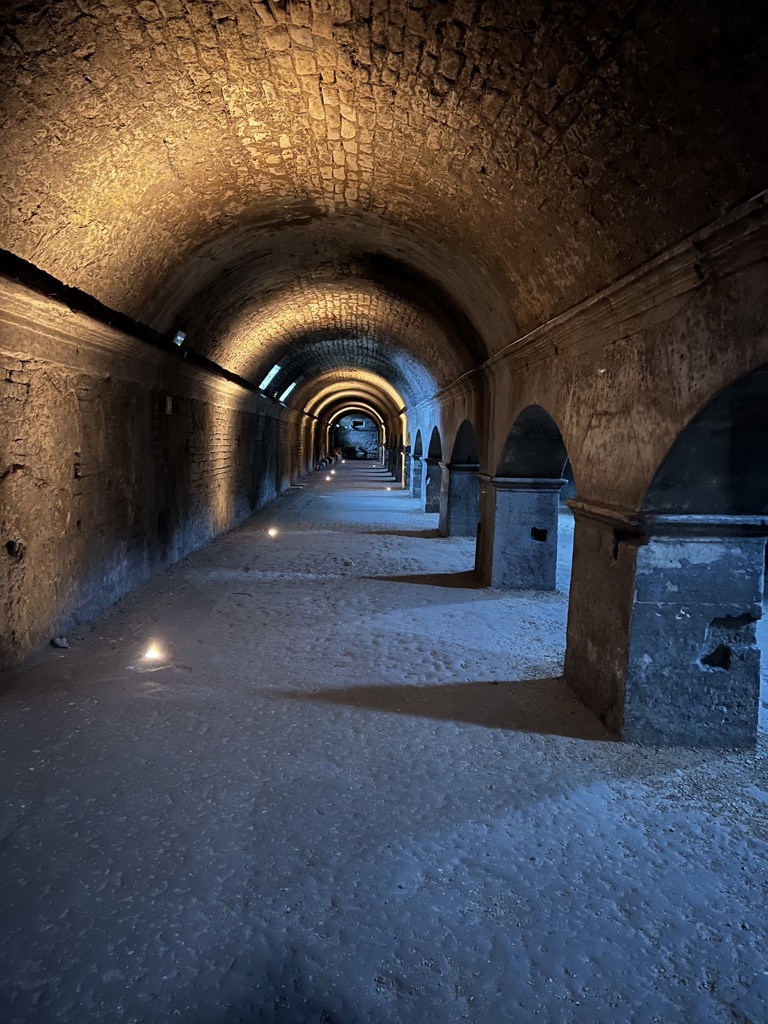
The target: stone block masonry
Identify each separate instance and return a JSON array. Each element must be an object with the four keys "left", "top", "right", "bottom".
[
  {"left": 0, "top": 280, "right": 302, "bottom": 671},
  {"left": 624, "top": 523, "right": 767, "bottom": 747}
]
